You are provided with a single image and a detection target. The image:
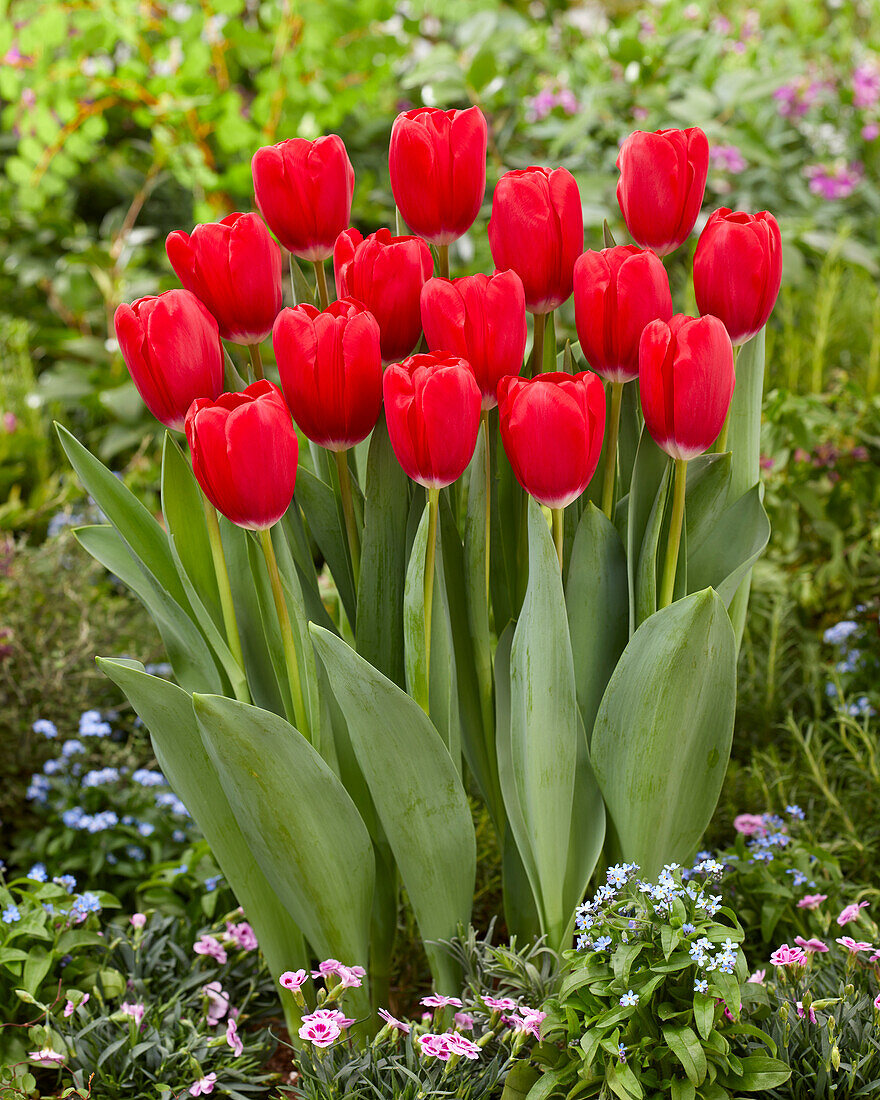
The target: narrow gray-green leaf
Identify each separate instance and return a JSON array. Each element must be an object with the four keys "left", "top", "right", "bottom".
[{"left": 688, "top": 485, "right": 771, "bottom": 606}]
